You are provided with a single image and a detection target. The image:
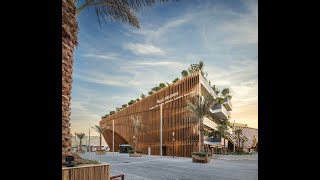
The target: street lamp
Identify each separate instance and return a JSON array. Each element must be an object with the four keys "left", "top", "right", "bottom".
[
  {"left": 133, "top": 135, "right": 136, "bottom": 150},
  {"left": 172, "top": 132, "right": 175, "bottom": 158}
]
